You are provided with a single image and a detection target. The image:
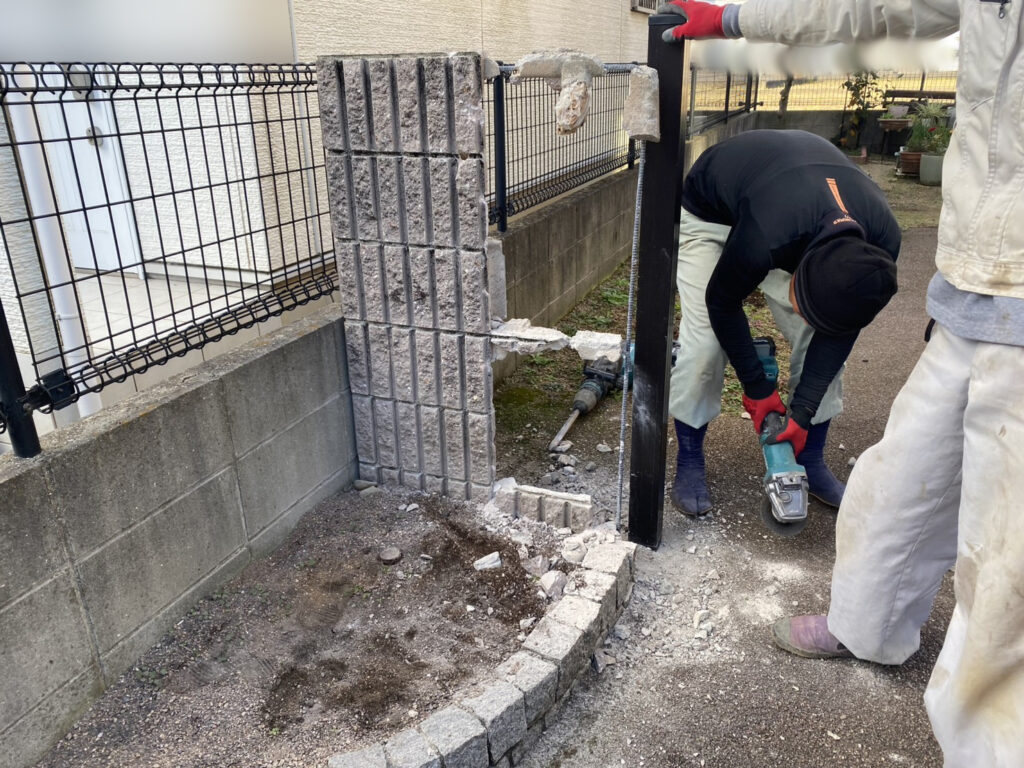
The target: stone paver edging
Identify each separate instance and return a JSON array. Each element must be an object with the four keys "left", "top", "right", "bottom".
[{"left": 326, "top": 539, "right": 637, "bottom": 767}]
